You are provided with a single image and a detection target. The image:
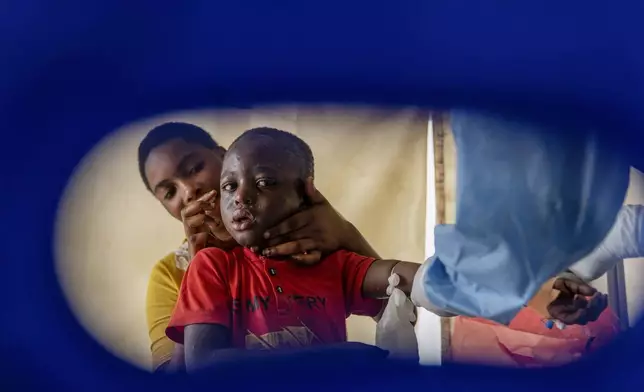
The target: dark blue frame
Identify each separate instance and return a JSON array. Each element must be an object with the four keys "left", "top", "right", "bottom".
[{"left": 2, "top": 1, "right": 643, "bottom": 390}]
